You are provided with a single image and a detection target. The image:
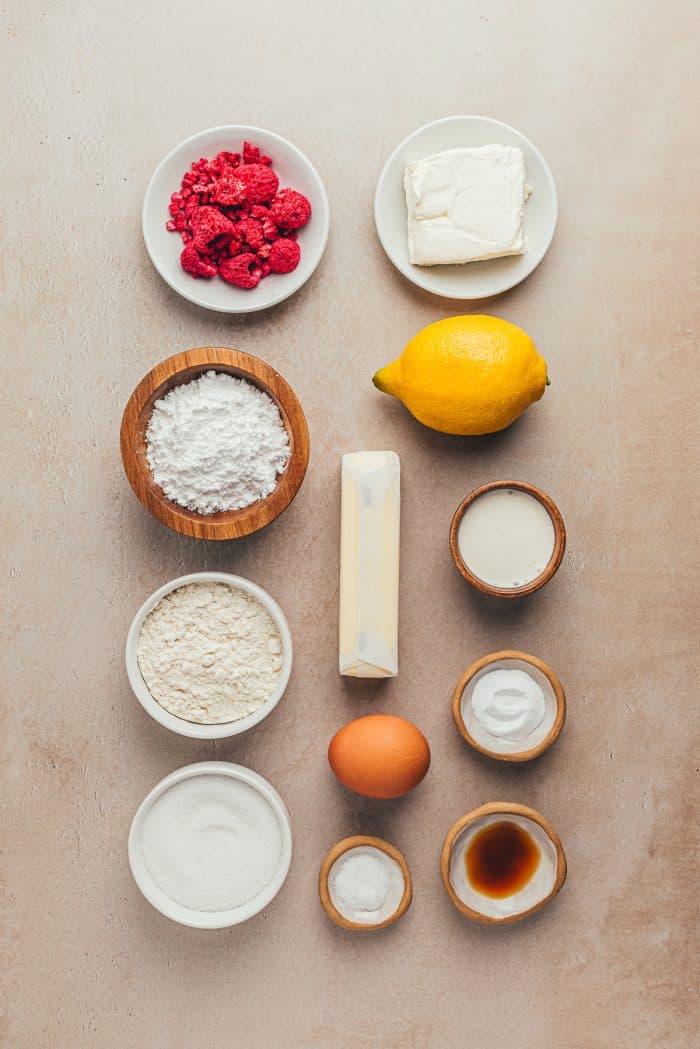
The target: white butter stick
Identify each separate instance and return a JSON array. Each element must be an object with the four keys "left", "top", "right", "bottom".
[{"left": 339, "top": 451, "right": 400, "bottom": 678}]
